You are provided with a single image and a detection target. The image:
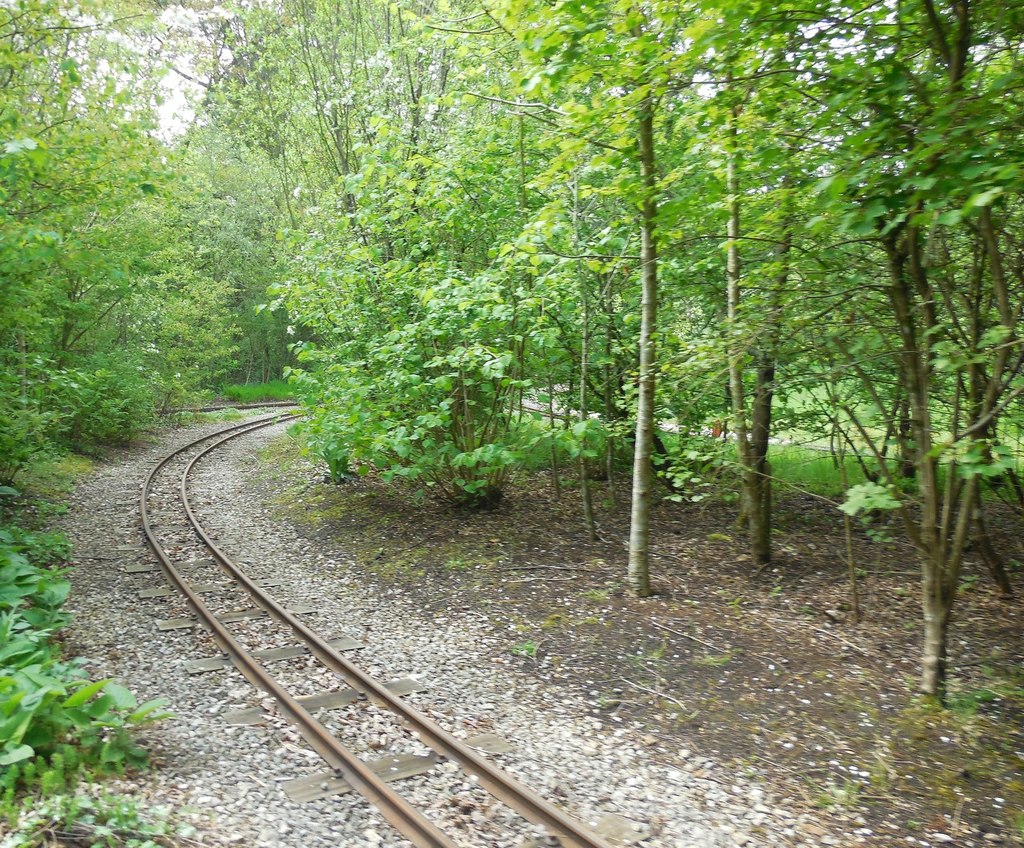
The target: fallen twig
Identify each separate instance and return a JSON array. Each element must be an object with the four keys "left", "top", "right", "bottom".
[
  {"left": 620, "top": 677, "right": 692, "bottom": 713},
  {"left": 653, "top": 619, "right": 788, "bottom": 667},
  {"left": 952, "top": 797, "right": 966, "bottom": 835},
  {"left": 500, "top": 564, "right": 587, "bottom": 572},
  {"left": 810, "top": 625, "right": 871, "bottom": 655},
  {"left": 651, "top": 619, "right": 724, "bottom": 653}
]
